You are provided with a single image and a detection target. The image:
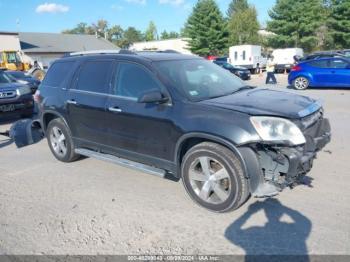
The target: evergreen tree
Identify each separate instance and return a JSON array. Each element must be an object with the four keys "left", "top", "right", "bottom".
[
  {"left": 267, "top": 0, "right": 325, "bottom": 52},
  {"left": 227, "top": 0, "right": 249, "bottom": 17},
  {"left": 145, "top": 21, "right": 158, "bottom": 41},
  {"left": 227, "top": 5, "right": 260, "bottom": 45},
  {"left": 328, "top": 0, "right": 350, "bottom": 49},
  {"left": 185, "top": 0, "right": 228, "bottom": 56}
]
